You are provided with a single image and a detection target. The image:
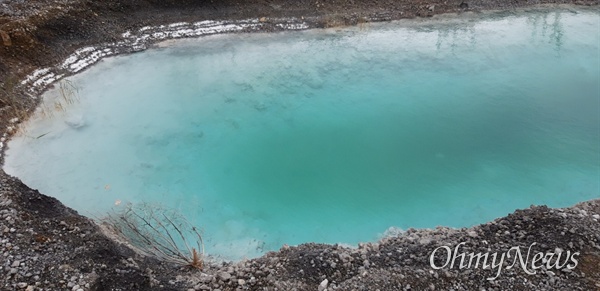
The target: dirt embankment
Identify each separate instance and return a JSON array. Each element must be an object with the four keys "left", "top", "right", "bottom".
[{"left": 0, "top": 0, "right": 599, "bottom": 290}]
